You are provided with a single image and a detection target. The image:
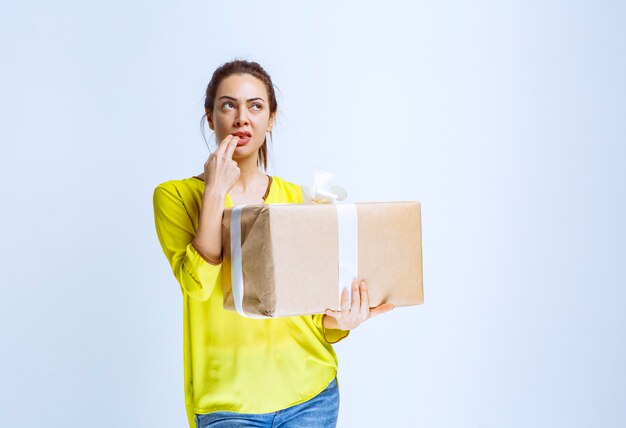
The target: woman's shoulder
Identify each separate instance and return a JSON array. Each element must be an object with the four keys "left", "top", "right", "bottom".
[
  {"left": 153, "top": 176, "right": 203, "bottom": 202},
  {"left": 270, "top": 175, "right": 301, "bottom": 189},
  {"left": 157, "top": 174, "right": 204, "bottom": 186},
  {"left": 270, "top": 175, "right": 304, "bottom": 203}
]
